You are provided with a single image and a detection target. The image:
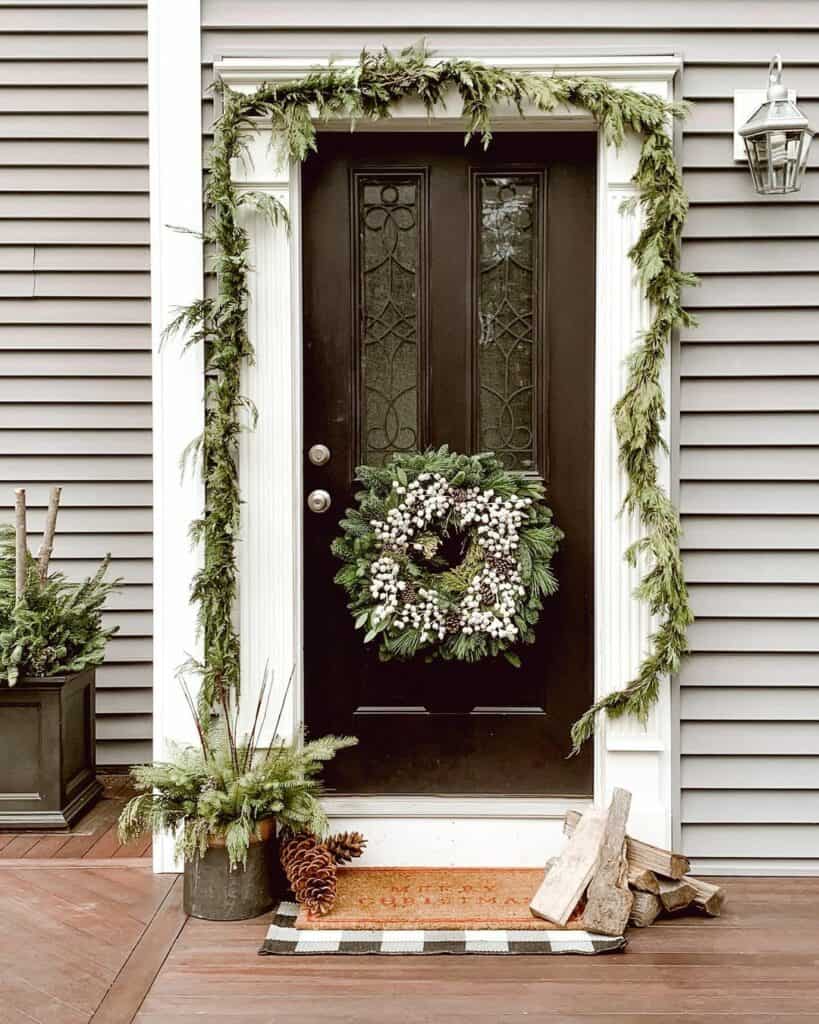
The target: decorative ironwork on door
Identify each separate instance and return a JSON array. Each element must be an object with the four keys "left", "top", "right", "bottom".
[
  {"left": 354, "top": 172, "right": 427, "bottom": 466},
  {"left": 474, "top": 173, "right": 544, "bottom": 473}
]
